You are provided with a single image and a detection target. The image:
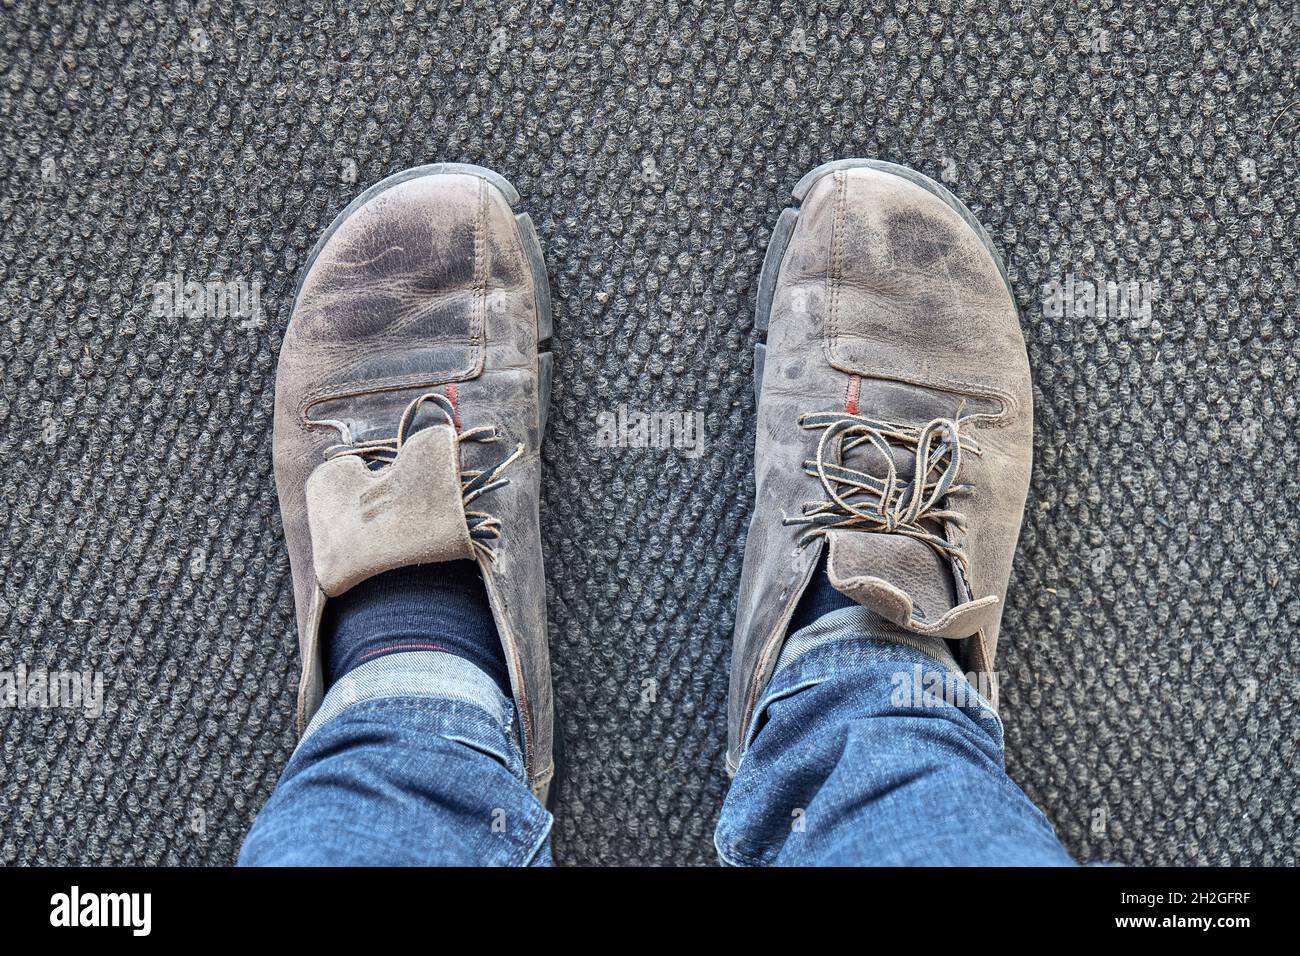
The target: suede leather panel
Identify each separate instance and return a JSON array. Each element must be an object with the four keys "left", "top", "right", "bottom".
[
  {"left": 304, "top": 425, "right": 475, "bottom": 598},
  {"left": 825, "top": 530, "right": 1000, "bottom": 638}
]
